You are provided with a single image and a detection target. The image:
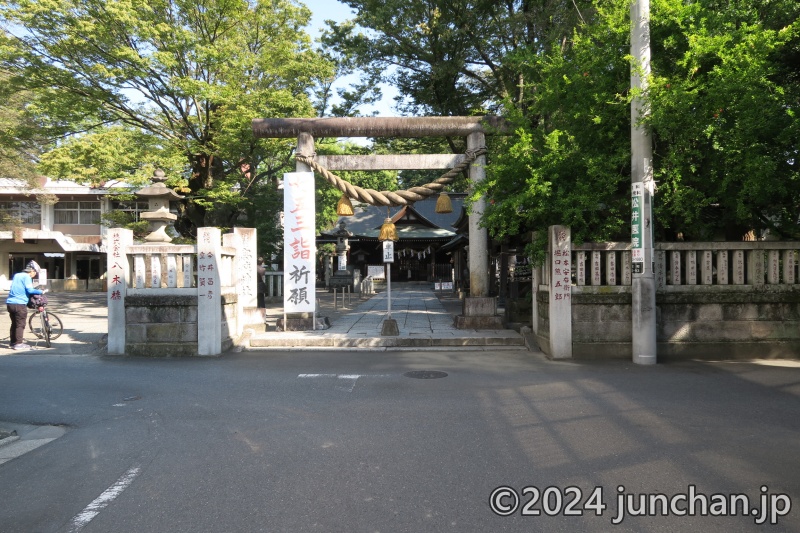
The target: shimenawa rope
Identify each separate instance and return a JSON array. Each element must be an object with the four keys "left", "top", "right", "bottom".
[{"left": 295, "top": 147, "right": 486, "bottom": 207}]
